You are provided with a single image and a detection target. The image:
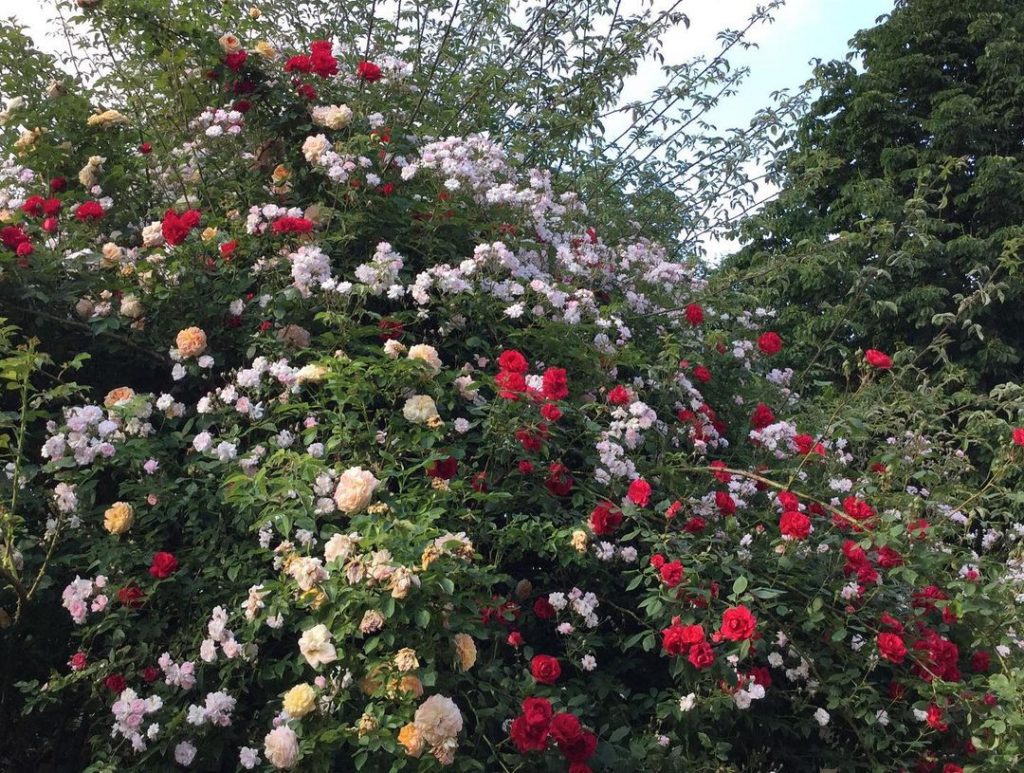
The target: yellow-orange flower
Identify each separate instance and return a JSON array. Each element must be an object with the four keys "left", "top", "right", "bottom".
[
  {"left": 104, "top": 502, "right": 134, "bottom": 535},
  {"left": 175, "top": 326, "right": 207, "bottom": 358},
  {"left": 397, "top": 723, "right": 425, "bottom": 758}
]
